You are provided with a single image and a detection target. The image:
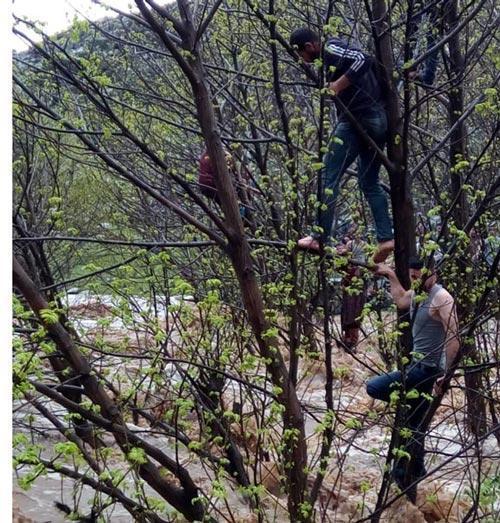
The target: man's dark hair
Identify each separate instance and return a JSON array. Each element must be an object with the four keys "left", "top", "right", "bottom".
[
  {"left": 409, "top": 256, "right": 435, "bottom": 270},
  {"left": 289, "top": 27, "right": 320, "bottom": 51}
]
